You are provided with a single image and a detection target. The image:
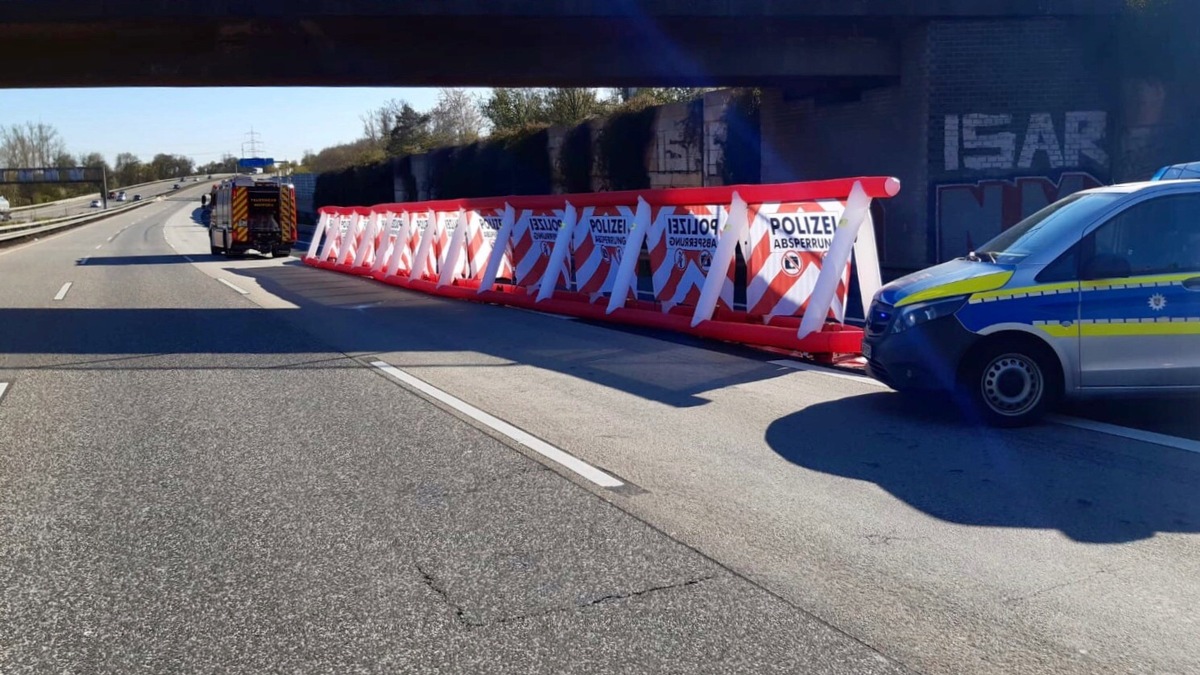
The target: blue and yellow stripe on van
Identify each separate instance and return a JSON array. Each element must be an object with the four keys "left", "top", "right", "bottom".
[
  {"left": 1033, "top": 317, "right": 1200, "bottom": 337},
  {"left": 895, "top": 271, "right": 1013, "bottom": 307}
]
